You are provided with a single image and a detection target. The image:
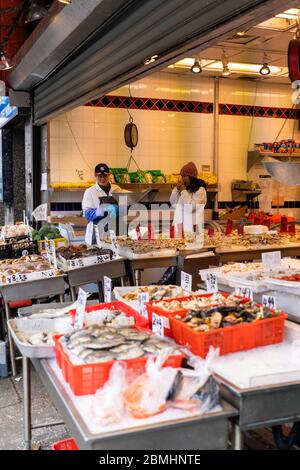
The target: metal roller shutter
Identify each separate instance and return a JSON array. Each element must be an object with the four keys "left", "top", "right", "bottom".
[{"left": 32, "top": 0, "right": 297, "bottom": 124}]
